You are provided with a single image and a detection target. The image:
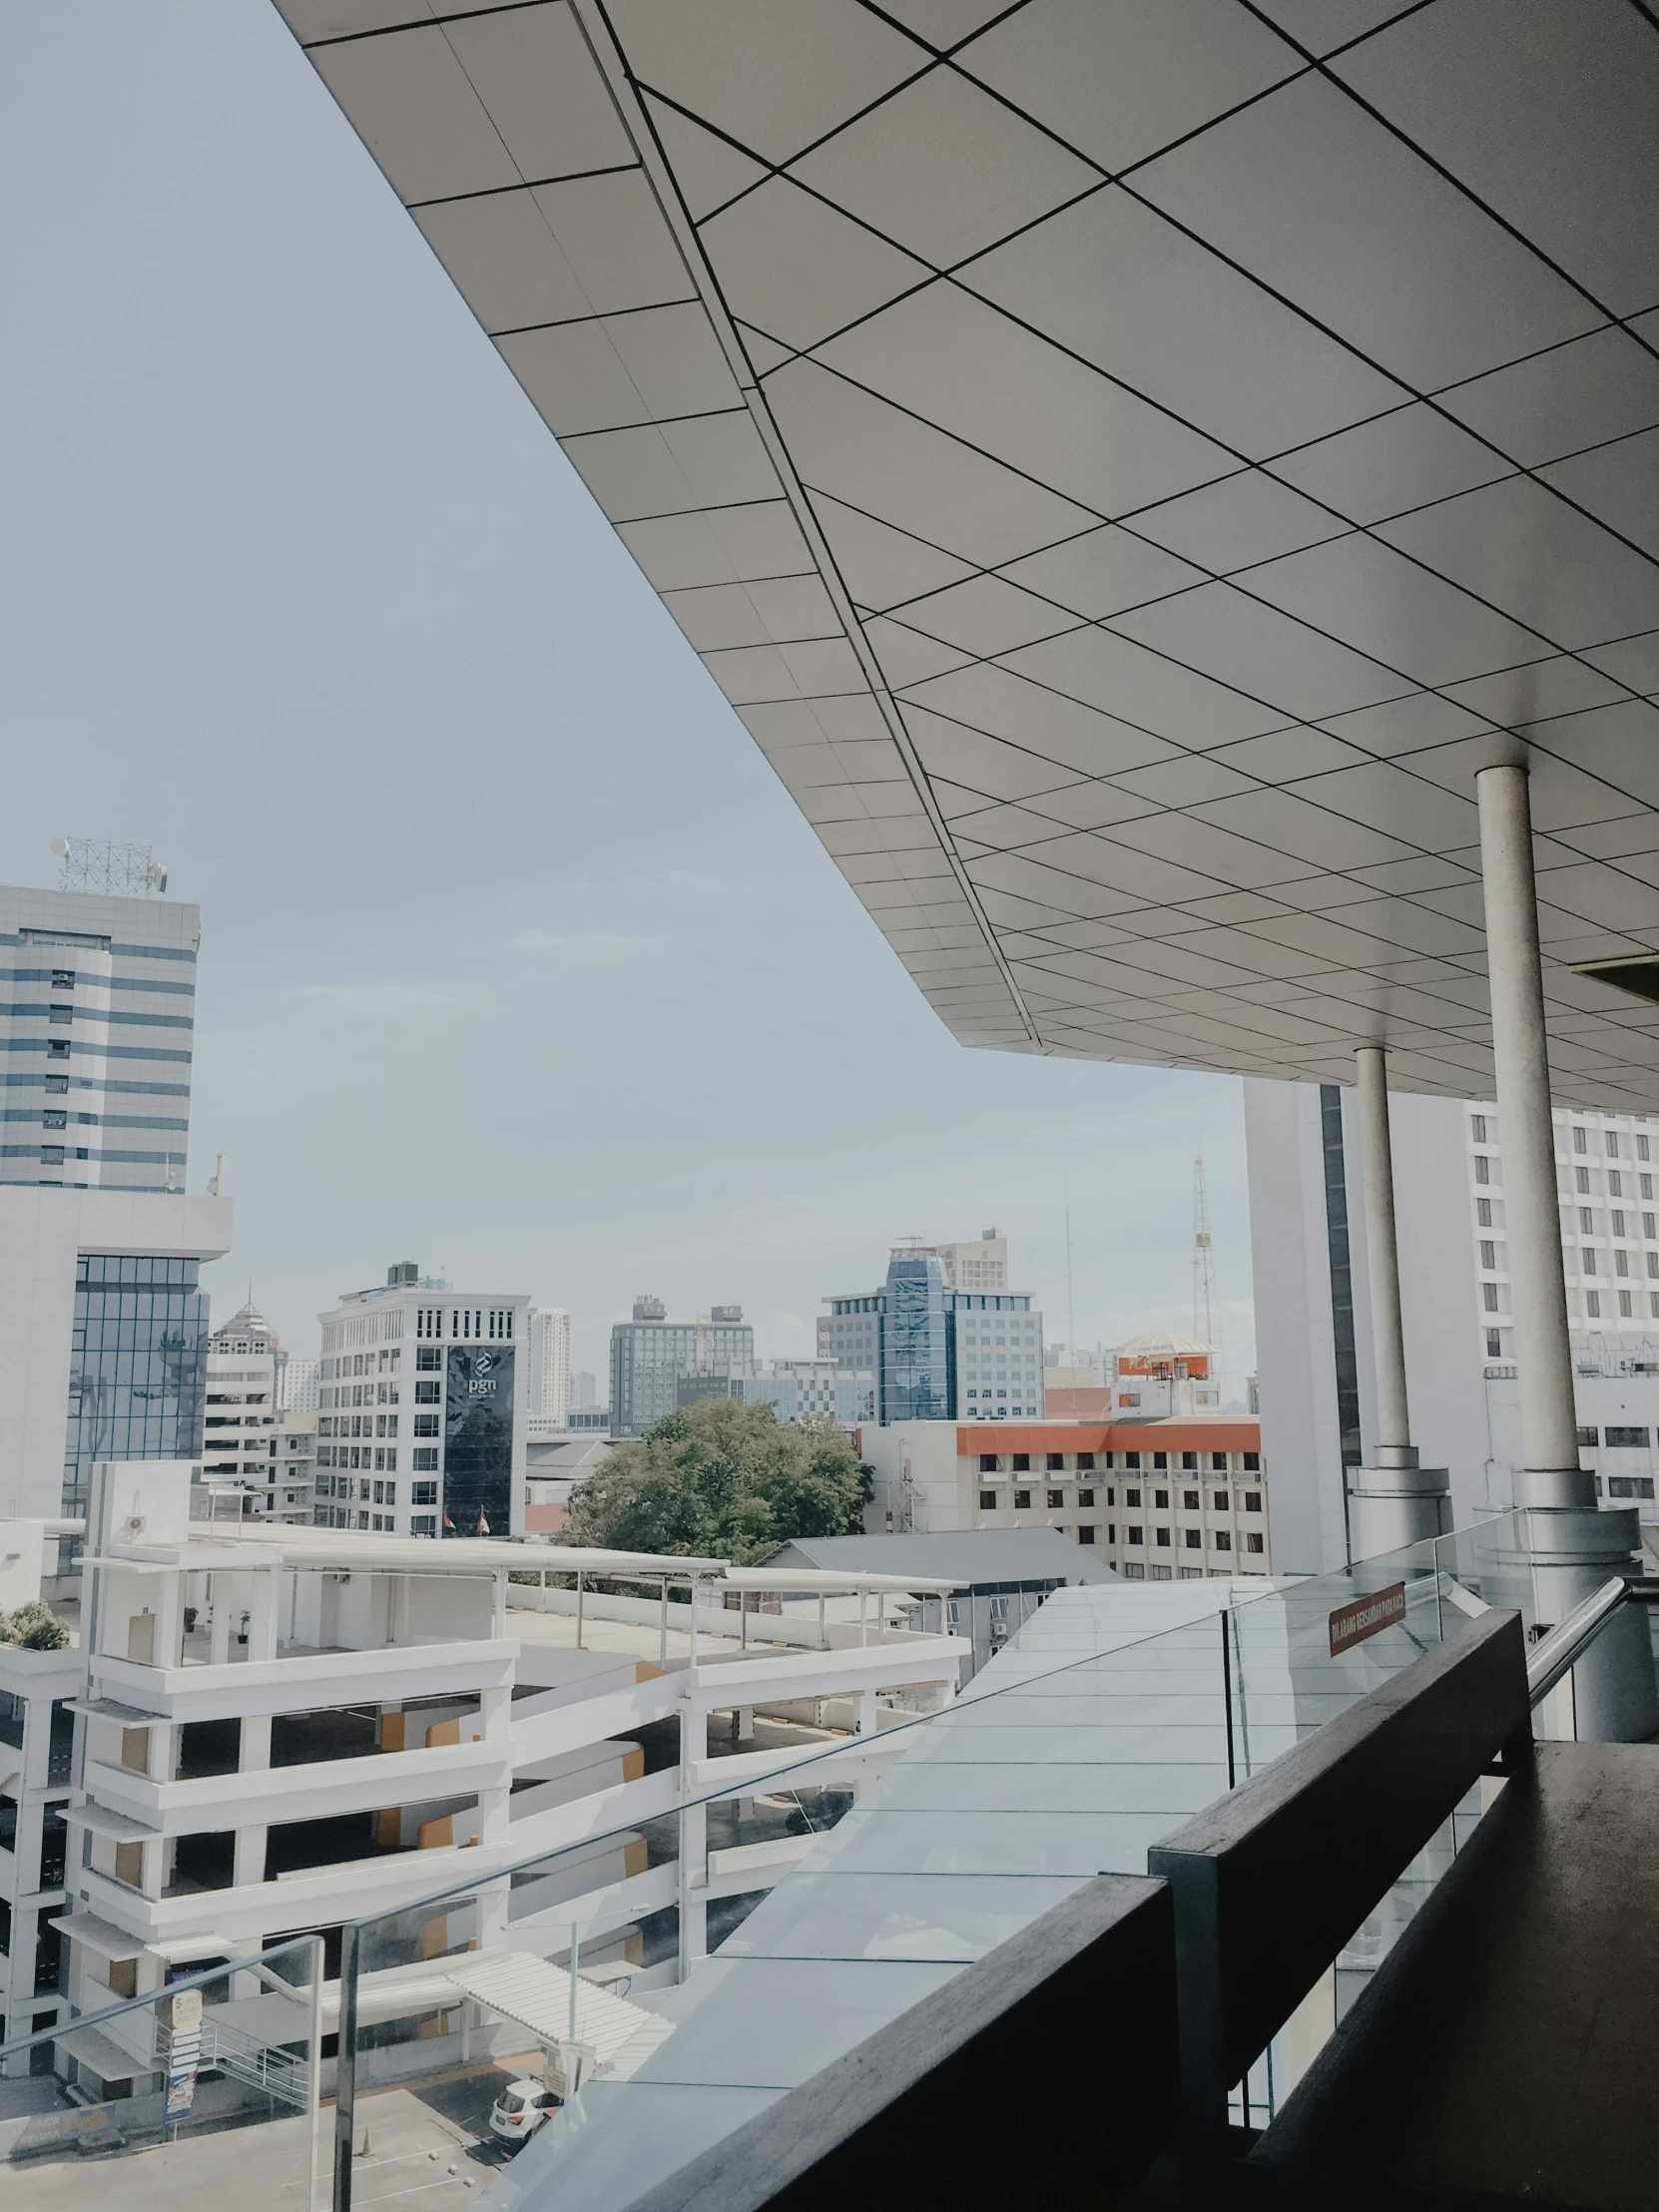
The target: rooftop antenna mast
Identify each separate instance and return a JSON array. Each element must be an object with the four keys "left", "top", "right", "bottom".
[
  {"left": 1192, "top": 1153, "right": 1226, "bottom": 1391},
  {"left": 1063, "top": 1170, "right": 1076, "bottom": 1360}
]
